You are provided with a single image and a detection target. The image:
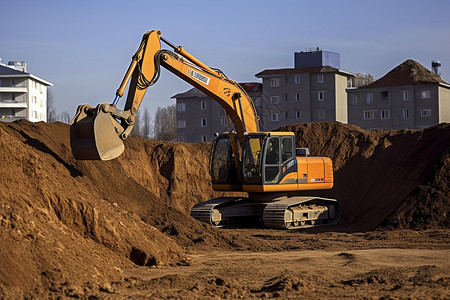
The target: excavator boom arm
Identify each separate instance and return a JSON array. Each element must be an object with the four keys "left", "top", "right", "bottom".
[{"left": 70, "top": 30, "right": 259, "bottom": 160}]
